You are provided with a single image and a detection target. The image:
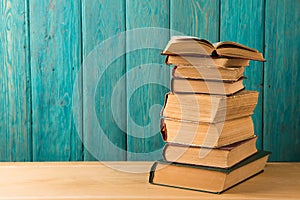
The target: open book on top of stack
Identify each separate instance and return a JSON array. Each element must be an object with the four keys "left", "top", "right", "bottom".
[
  {"left": 149, "top": 36, "right": 270, "bottom": 194},
  {"left": 161, "top": 36, "right": 265, "bottom": 61}
]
